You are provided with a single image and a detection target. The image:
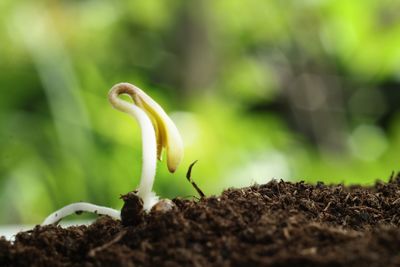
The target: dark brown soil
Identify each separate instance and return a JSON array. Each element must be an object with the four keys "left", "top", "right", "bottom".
[{"left": 2, "top": 174, "right": 400, "bottom": 267}]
